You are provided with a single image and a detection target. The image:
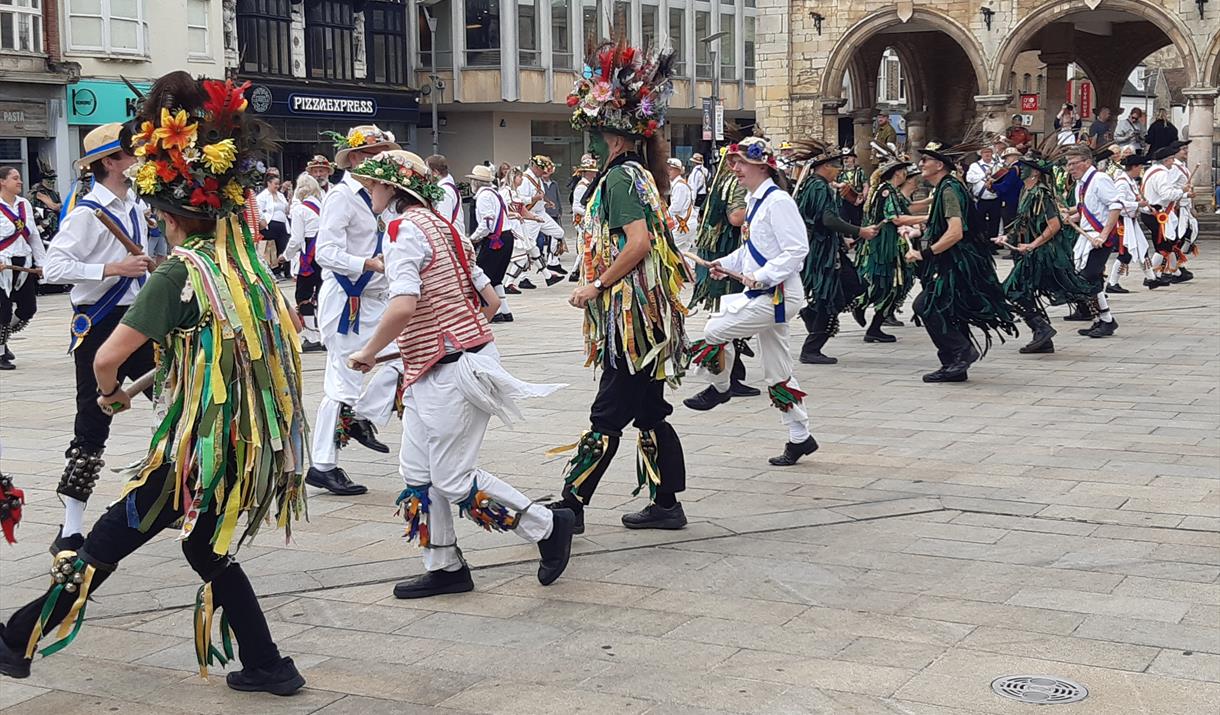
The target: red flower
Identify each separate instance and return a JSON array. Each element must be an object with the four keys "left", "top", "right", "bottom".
[
  {"left": 566, "top": 95, "right": 579, "bottom": 107},
  {"left": 647, "top": 119, "right": 659, "bottom": 130},
  {"left": 202, "top": 78, "right": 251, "bottom": 129},
  {"left": 189, "top": 177, "right": 222, "bottom": 209},
  {"left": 154, "top": 160, "right": 178, "bottom": 183}
]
